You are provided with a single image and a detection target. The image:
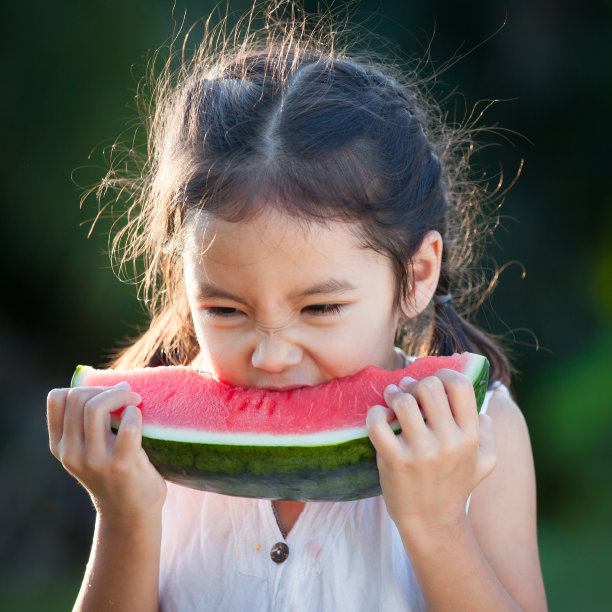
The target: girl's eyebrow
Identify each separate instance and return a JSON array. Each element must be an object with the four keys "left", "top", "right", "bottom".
[
  {"left": 293, "top": 279, "right": 357, "bottom": 298},
  {"left": 195, "top": 278, "right": 357, "bottom": 301},
  {"left": 195, "top": 282, "right": 241, "bottom": 301}
]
